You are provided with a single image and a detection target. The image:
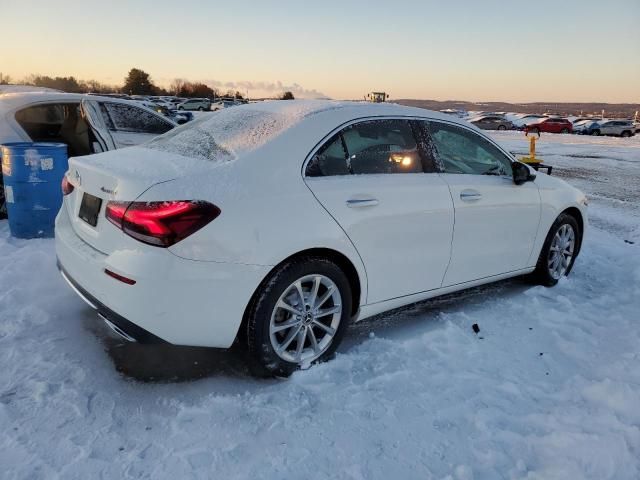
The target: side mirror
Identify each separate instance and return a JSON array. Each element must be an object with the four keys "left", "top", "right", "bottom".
[{"left": 512, "top": 161, "right": 536, "bottom": 185}]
